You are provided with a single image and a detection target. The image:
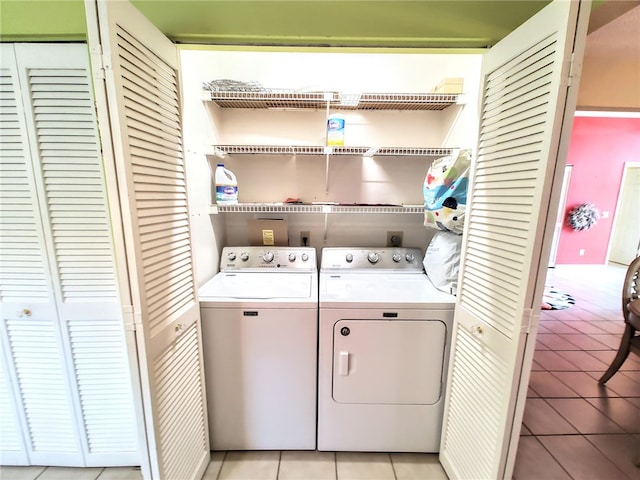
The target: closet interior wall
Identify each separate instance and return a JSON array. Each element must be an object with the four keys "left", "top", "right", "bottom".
[{"left": 180, "top": 49, "right": 482, "bottom": 285}]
